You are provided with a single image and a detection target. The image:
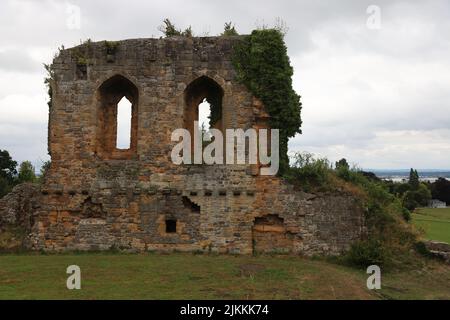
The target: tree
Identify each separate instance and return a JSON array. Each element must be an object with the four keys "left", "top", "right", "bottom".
[
  {"left": 0, "top": 149, "right": 17, "bottom": 197},
  {"left": 335, "top": 158, "right": 350, "bottom": 180},
  {"left": 431, "top": 177, "right": 450, "bottom": 205},
  {"left": 221, "top": 22, "right": 238, "bottom": 36},
  {"left": 417, "top": 183, "right": 432, "bottom": 206},
  {"left": 408, "top": 168, "right": 420, "bottom": 190},
  {"left": 40, "top": 160, "right": 51, "bottom": 178},
  {"left": 360, "top": 171, "right": 381, "bottom": 182},
  {"left": 403, "top": 183, "right": 432, "bottom": 210},
  {"left": 335, "top": 158, "right": 349, "bottom": 170},
  {"left": 18, "top": 161, "right": 36, "bottom": 183},
  {"left": 159, "top": 18, "right": 180, "bottom": 37},
  {"left": 158, "top": 19, "right": 193, "bottom": 37},
  {"left": 394, "top": 182, "right": 410, "bottom": 196},
  {"left": 0, "top": 176, "right": 10, "bottom": 198},
  {"left": 0, "top": 150, "right": 17, "bottom": 181},
  {"left": 37, "top": 160, "right": 51, "bottom": 183}
]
